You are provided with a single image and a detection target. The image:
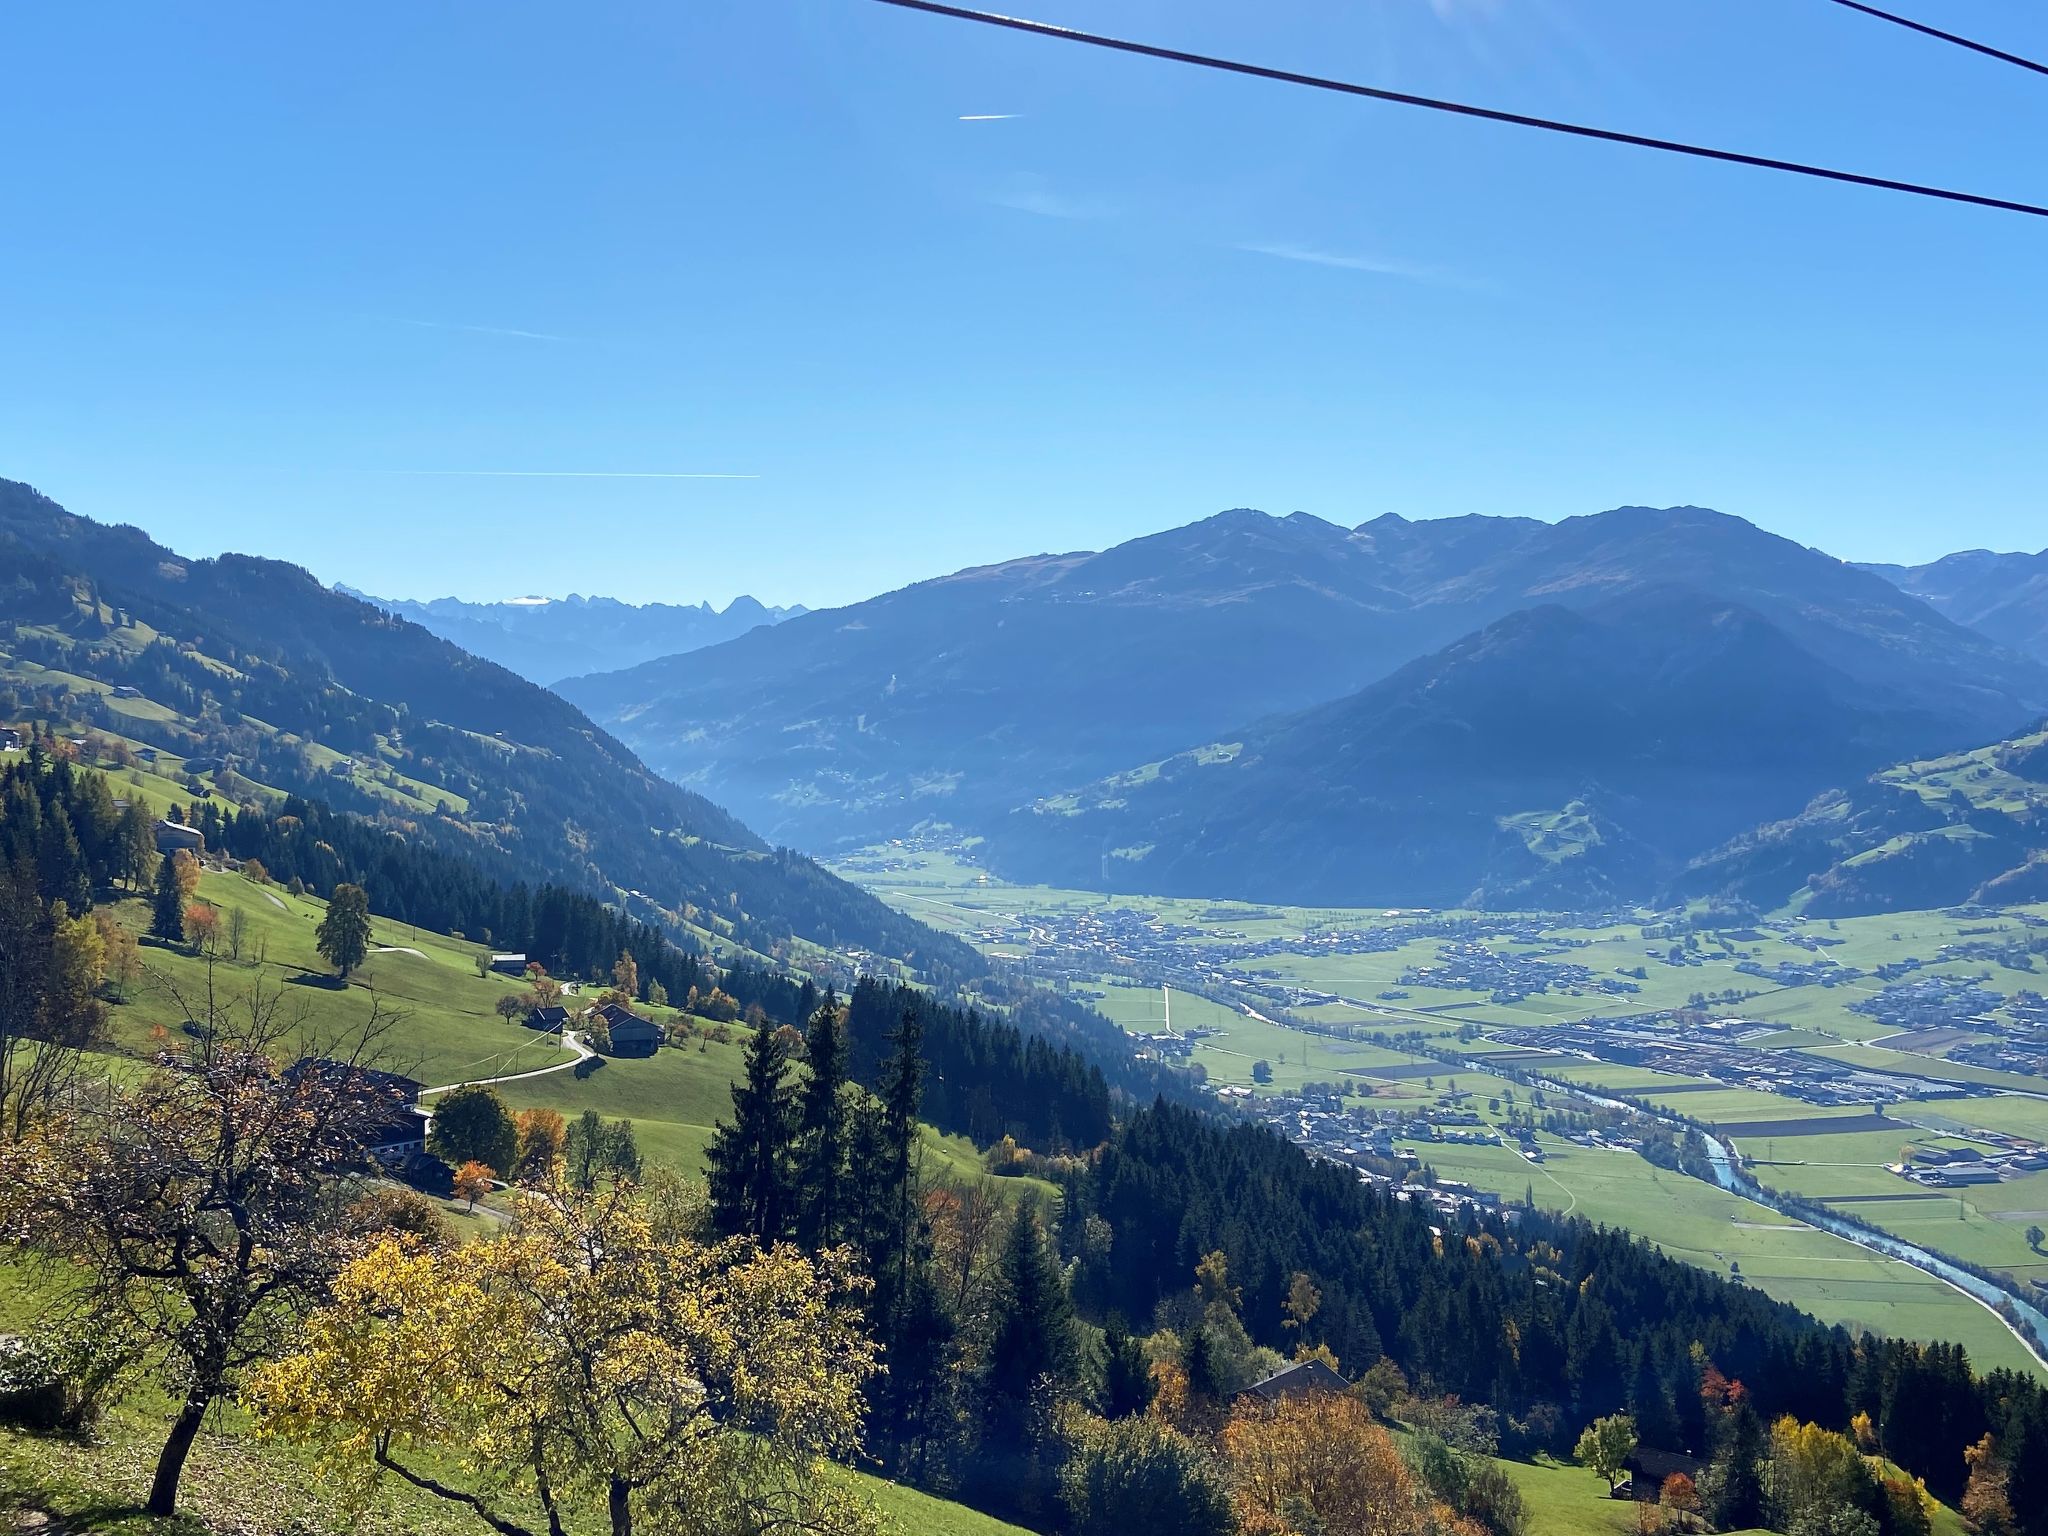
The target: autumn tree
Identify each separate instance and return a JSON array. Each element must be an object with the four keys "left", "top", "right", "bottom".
[
  {"left": 452, "top": 1160, "right": 495, "bottom": 1211},
  {"left": 0, "top": 969, "right": 407, "bottom": 1516},
  {"left": 184, "top": 901, "right": 220, "bottom": 955},
  {"left": 611, "top": 950, "right": 639, "bottom": 1001},
  {"left": 1661, "top": 1471, "right": 1701, "bottom": 1532},
  {"left": 1576, "top": 1413, "right": 1640, "bottom": 1493},
  {"left": 429, "top": 1084, "right": 517, "bottom": 1176},
  {"left": 1962, "top": 1433, "right": 2014, "bottom": 1536},
  {"left": 1222, "top": 1389, "right": 1469, "bottom": 1536},
  {"left": 93, "top": 906, "right": 142, "bottom": 999},
  {"left": 1766, "top": 1416, "right": 1881, "bottom": 1535},
  {"left": 526, "top": 963, "right": 562, "bottom": 1009},
  {"left": 315, "top": 882, "right": 372, "bottom": 978},
  {"left": 513, "top": 1107, "right": 566, "bottom": 1183},
  {"left": 1282, "top": 1270, "right": 1322, "bottom": 1355},
  {"left": 250, "top": 1180, "right": 884, "bottom": 1536}
]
